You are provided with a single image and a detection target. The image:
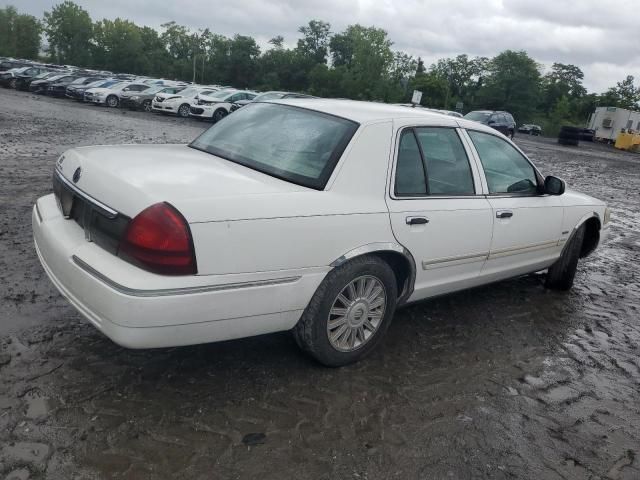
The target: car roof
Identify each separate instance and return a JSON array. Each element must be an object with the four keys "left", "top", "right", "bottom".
[{"left": 271, "top": 98, "right": 463, "bottom": 124}]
